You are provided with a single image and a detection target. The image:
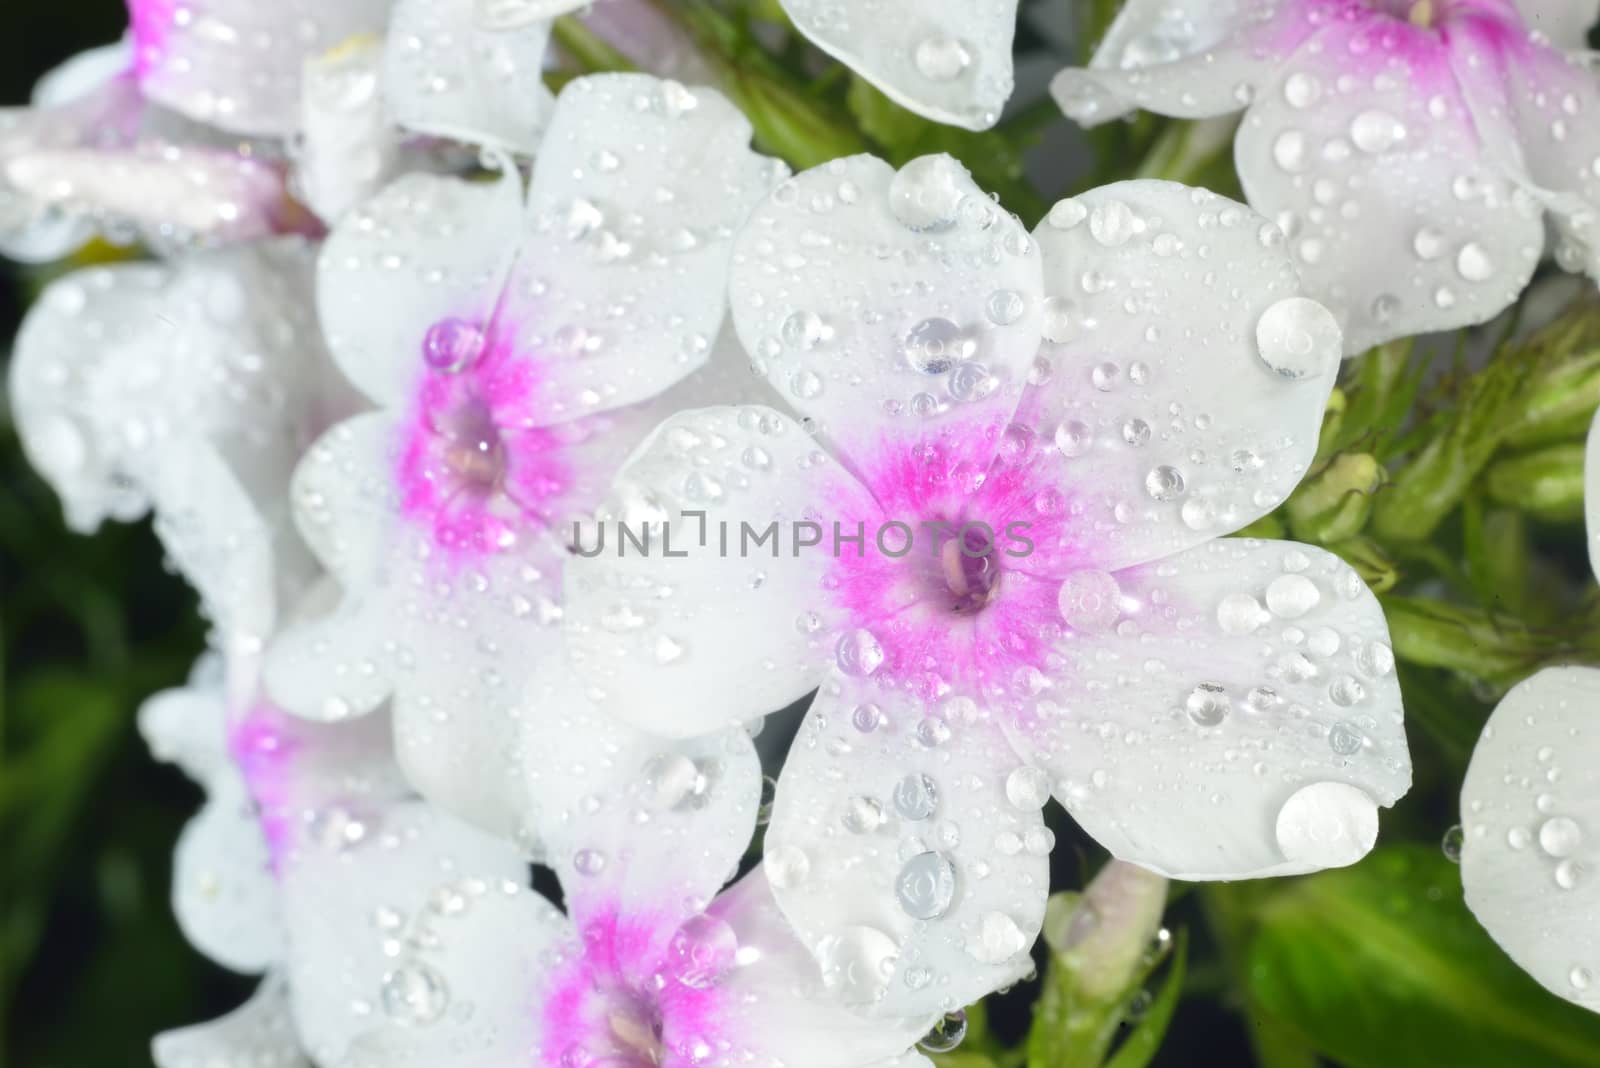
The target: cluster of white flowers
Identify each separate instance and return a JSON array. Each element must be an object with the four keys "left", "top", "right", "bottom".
[{"left": 6, "top": 0, "right": 1599, "bottom": 1064}]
